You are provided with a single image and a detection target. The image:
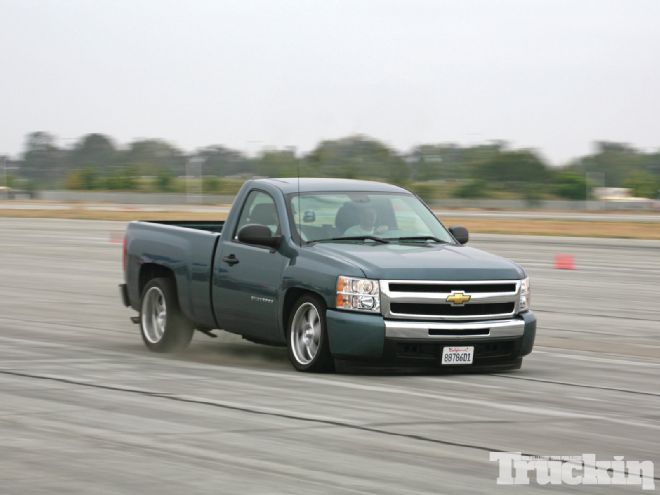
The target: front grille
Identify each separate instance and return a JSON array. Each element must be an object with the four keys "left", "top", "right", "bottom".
[
  {"left": 381, "top": 279, "right": 520, "bottom": 321},
  {"left": 390, "top": 302, "right": 515, "bottom": 316},
  {"left": 388, "top": 283, "right": 516, "bottom": 293}
]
